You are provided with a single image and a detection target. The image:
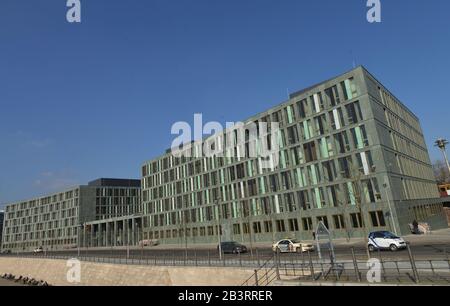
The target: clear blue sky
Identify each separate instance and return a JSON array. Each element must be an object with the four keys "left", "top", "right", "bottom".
[{"left": 1, "top": 0, "right": 449, "bottom": 207}]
